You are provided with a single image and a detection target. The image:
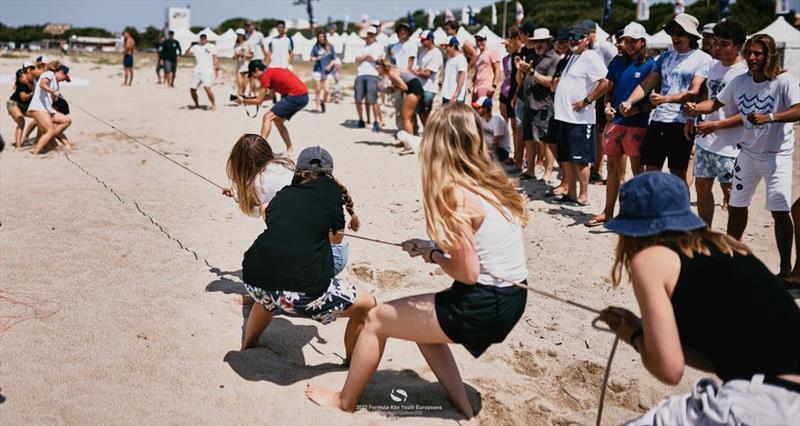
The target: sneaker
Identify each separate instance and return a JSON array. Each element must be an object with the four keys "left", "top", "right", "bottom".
[
  {"left": 356, "top": 120, "right": 366, "bottom": 128},
  {"left": 372, "top": 122, "right": 380, "bottom": 132}
]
